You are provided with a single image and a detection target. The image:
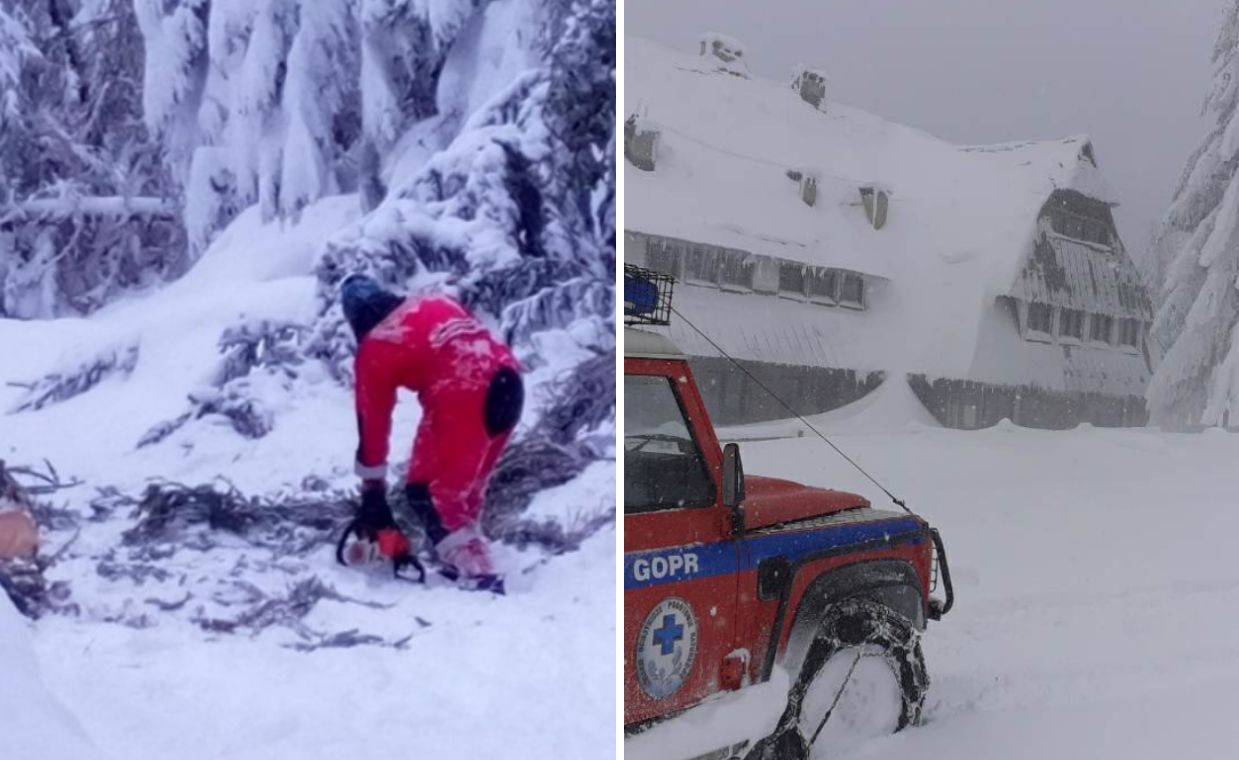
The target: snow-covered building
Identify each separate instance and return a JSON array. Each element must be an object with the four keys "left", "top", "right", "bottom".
[{"left": 625, "top": 37, "right": 1153, "bottom": 429}]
